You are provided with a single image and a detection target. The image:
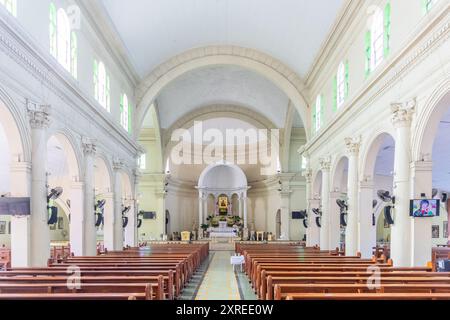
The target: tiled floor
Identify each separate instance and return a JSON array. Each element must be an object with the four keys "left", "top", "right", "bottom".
[{"left": 195, "top": 251, "right": 242, "bottom": 300}]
